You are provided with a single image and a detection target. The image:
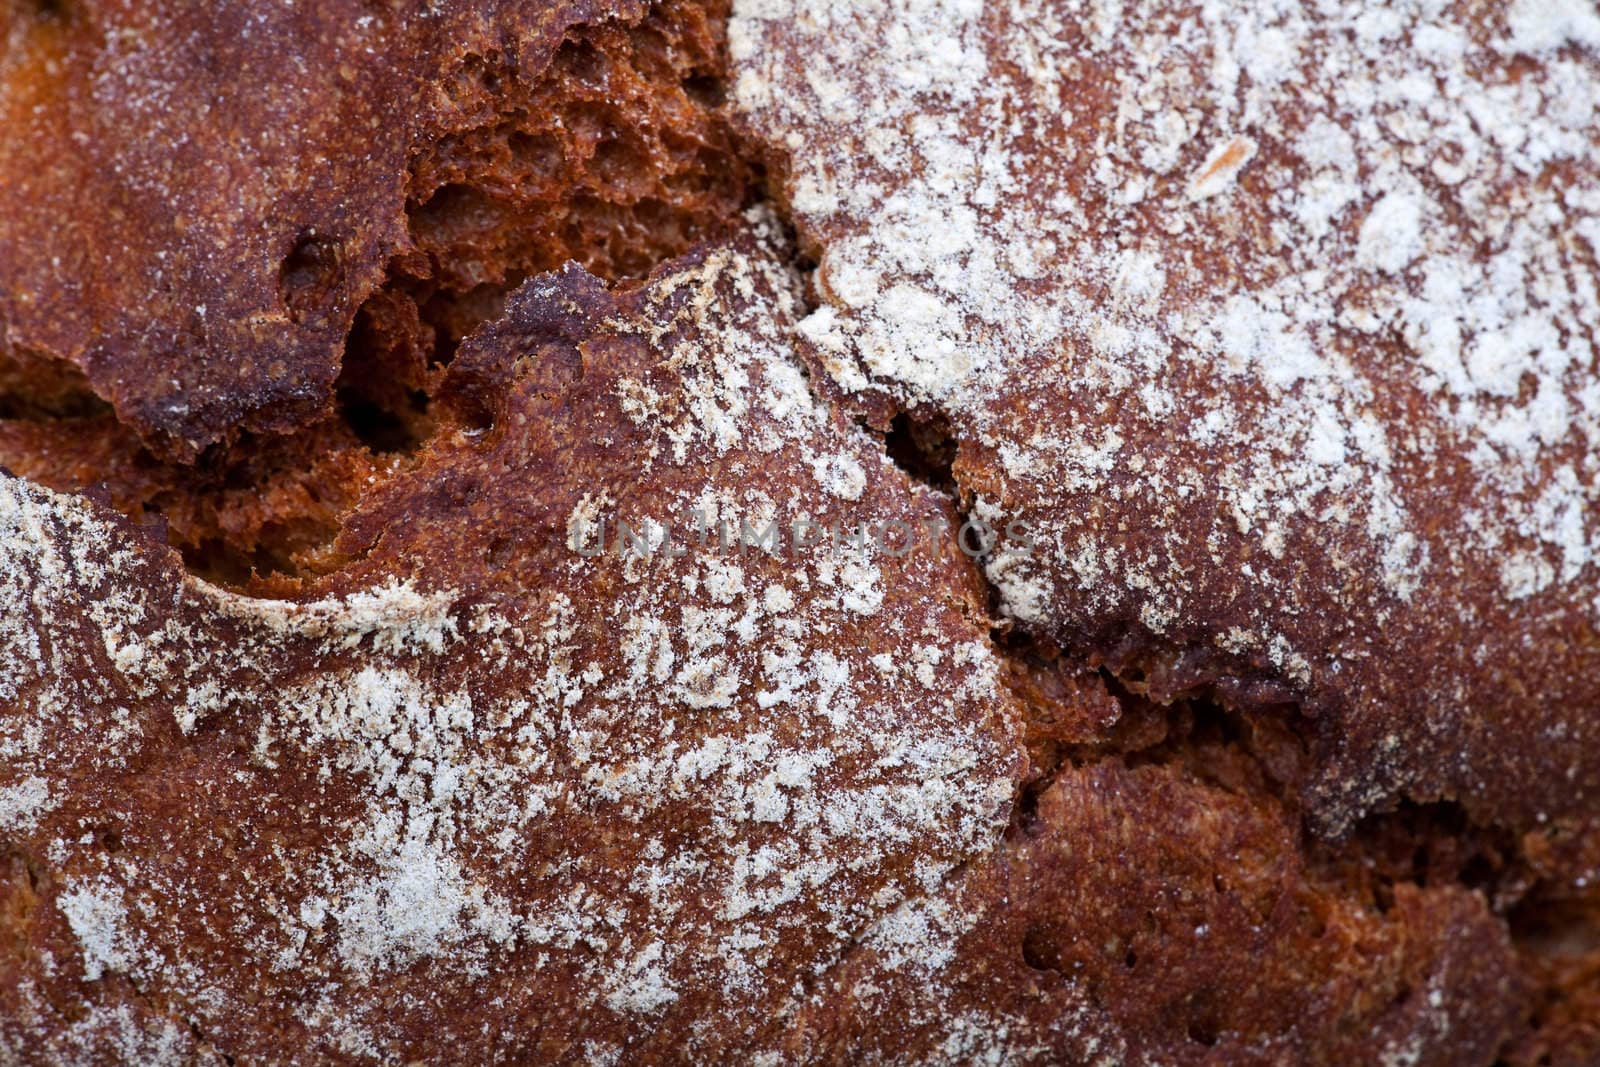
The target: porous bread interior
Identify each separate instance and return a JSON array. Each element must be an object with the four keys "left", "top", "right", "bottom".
[
  {"left": 341, "top": 0, "right": 754, "bottom": 444},
  {"left": 0, "top": 0, "right": 754, "bottom": 589}
]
